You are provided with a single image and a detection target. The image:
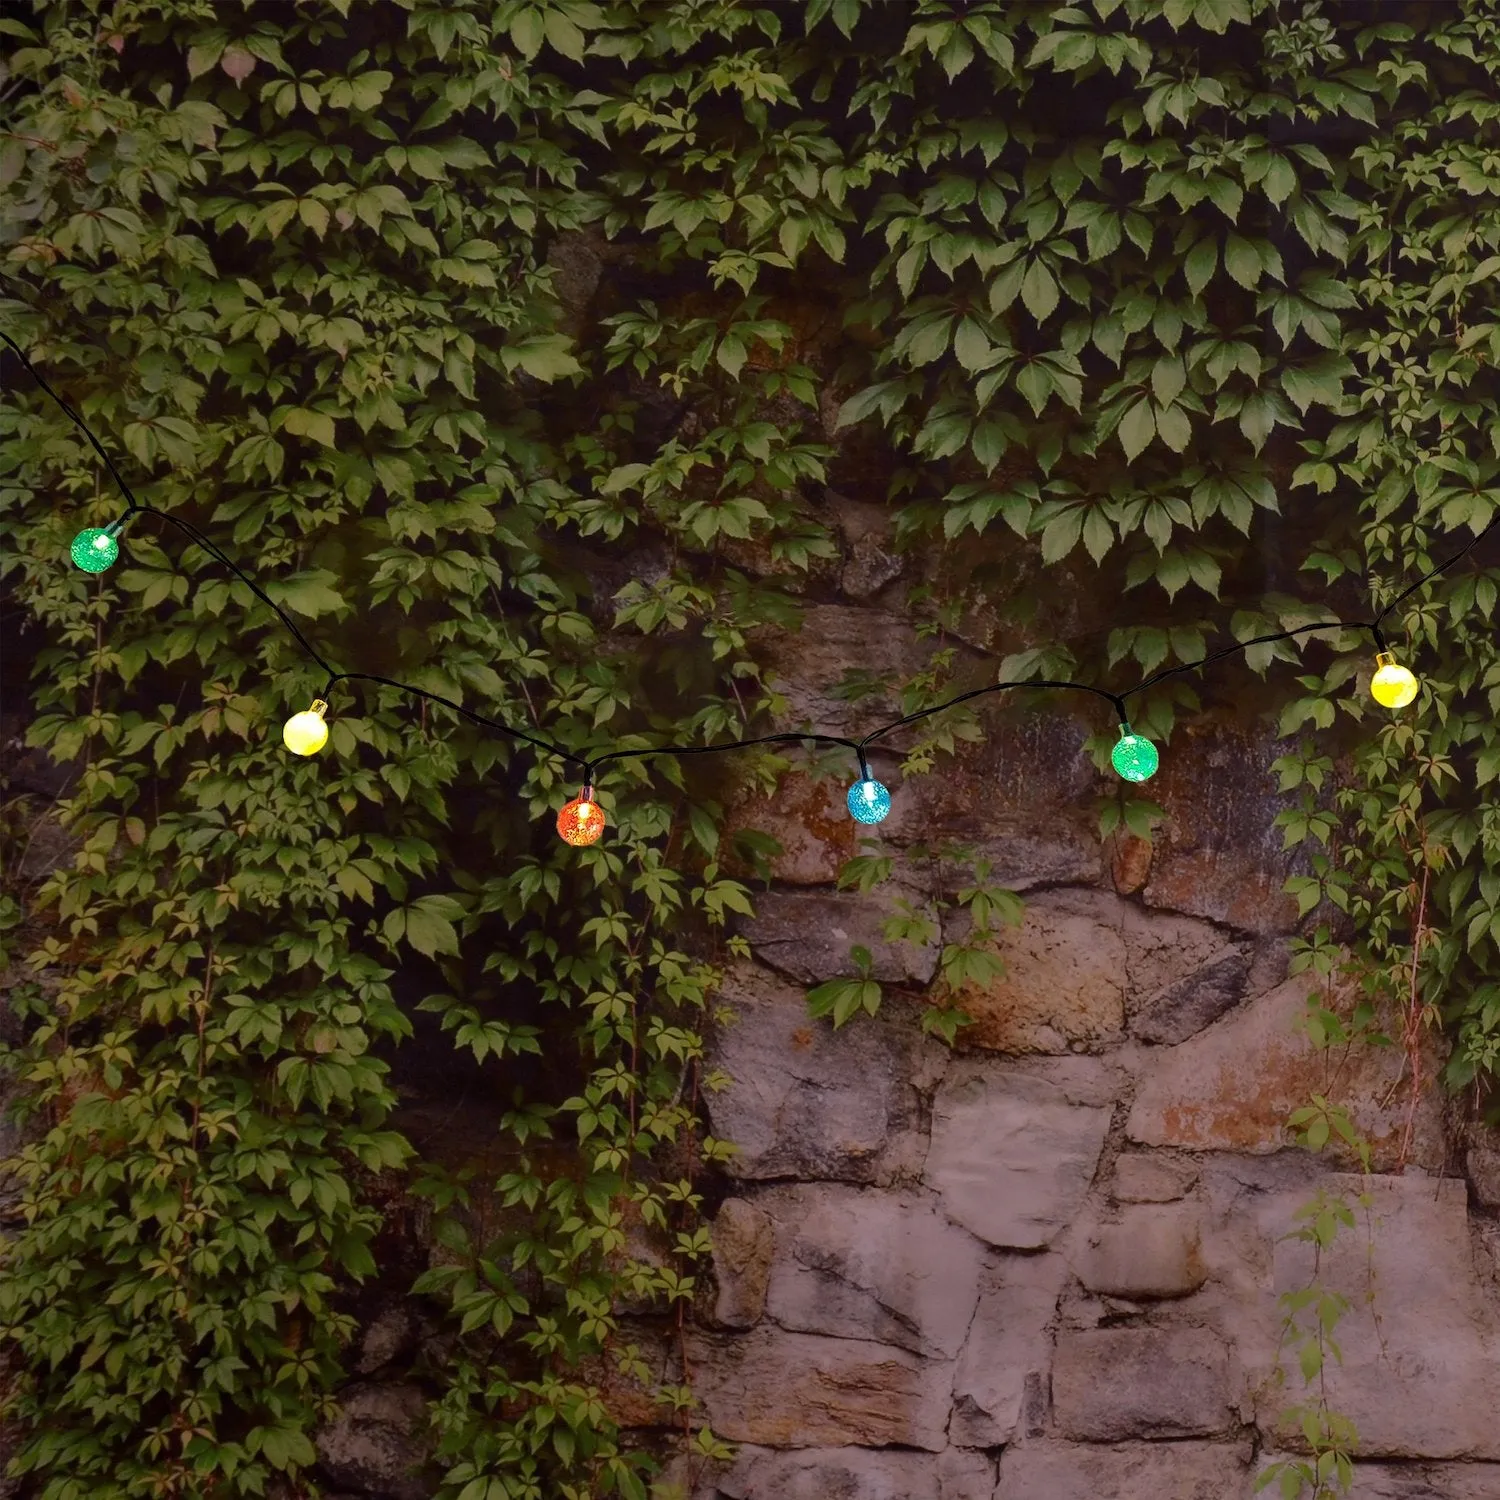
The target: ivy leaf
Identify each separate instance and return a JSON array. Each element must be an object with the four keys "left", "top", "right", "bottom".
[
  {"left": 1184, "top": 237, "right": 1217, "bottom": 296},
  {"left": 267, "top": 571, "right": 347, "bottom": 619},
  {"left": 1021, "top": 259, "right": 1060, "bottom": 322},
  {"left": 953, "top": 317, "right": 992, "bottom": 372},
  {"left": 283, "top": 407, "right": 336, "bottom": 446},
  {"left": 1155, "top": 401, "right": 1192, "bottom": 452},
  {"left": 1117, "top": 396, "right": 1156, "bottom": 461},
  {"left": 510, "top": 7, "right": 545, "bottom": 56},
  {"left": 503, "top": 334, "right": 583, "bottom": 381},
  {"left": 1223, "top": 233, "right": 1262, "bottom": 288},
  {"left": 387, "top": 895, "right": 465, "bottom": 958}
]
